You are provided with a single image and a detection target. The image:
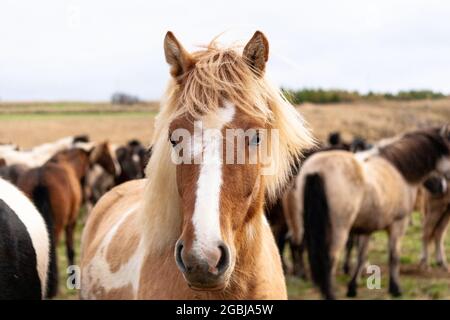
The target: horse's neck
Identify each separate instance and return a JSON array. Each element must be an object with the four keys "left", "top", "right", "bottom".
[
  {"left": 221, "top": 213, "right": 269, "bottom": 298},
  {"left": 65, "top": 156, "right": 88, "bottom": 181},
  {"left": 364, "top": 157, "right": 421, "bottom": 211},
  {"left": 379, "top": 134, "right": 445, "bottom": 184}
]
